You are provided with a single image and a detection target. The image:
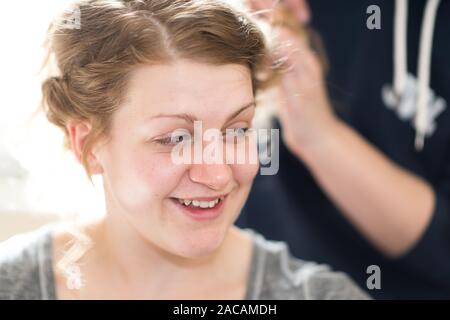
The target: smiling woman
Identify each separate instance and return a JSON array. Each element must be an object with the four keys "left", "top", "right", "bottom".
[{"left": 0, "top": 0, "right": 368, "bottom": 300}]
